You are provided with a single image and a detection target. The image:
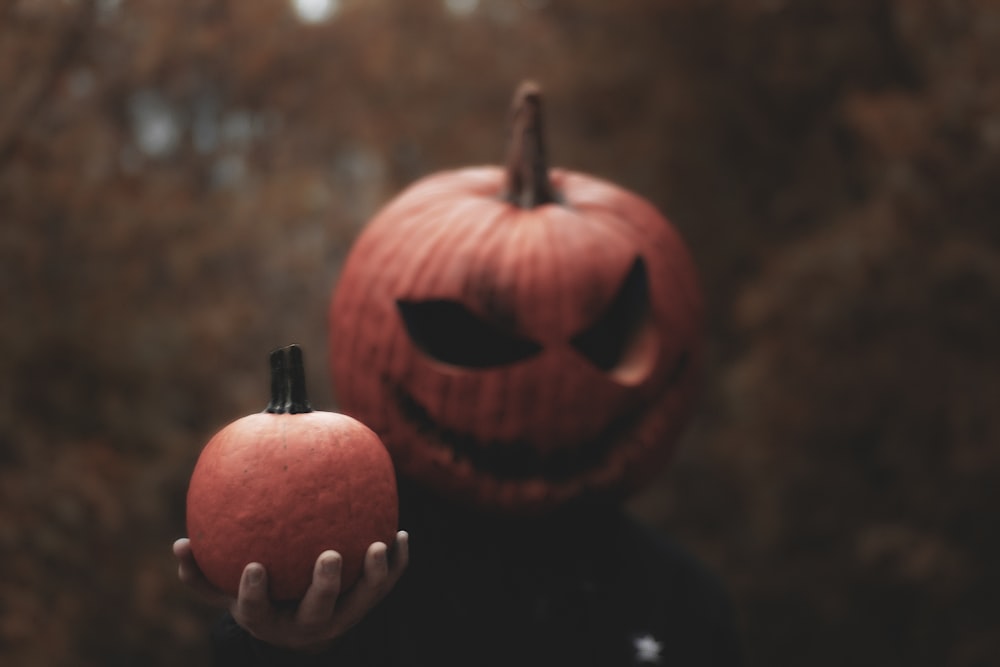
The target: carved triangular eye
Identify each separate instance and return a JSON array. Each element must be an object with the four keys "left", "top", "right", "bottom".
[
  {"left": 397, "top": 299, "right": 543, "bottom": 369},
  {"left": 571, "top": 257, "right": 657, "bottom": 383}
]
